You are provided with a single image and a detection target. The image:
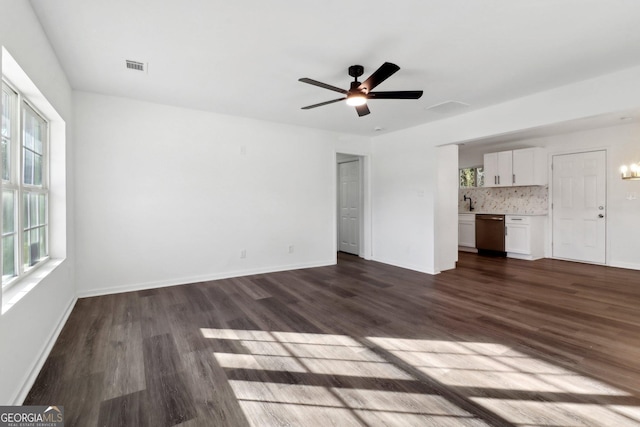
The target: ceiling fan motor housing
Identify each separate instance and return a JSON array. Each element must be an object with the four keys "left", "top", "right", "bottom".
[
  {"left": 348, "top": 65, "right": 364, "bottom": 79},
  {"left": 350, "top": 81, "right": 364, "bottom": 92}
]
